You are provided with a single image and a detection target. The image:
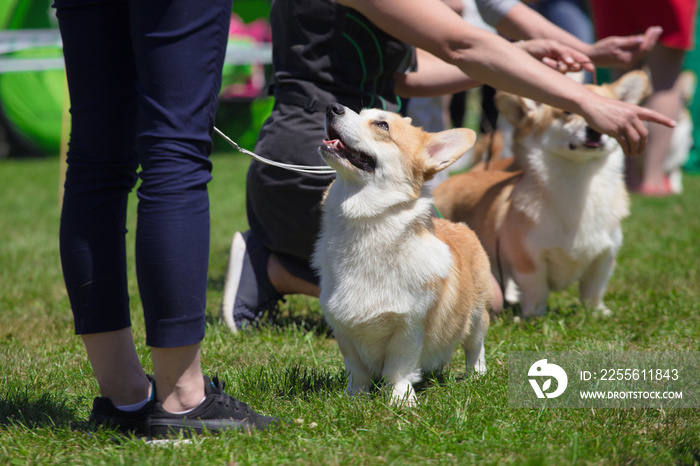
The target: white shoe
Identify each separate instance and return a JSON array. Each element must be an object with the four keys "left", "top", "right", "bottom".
[{"left": 219, "top": 232, "right": 247, "bottom": 333}]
